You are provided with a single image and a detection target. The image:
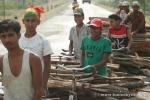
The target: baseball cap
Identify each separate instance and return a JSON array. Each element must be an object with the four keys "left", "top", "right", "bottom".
[
  {"left": 74, "top": 7, "right": 84, "bottom": 16},
  {"left": 132, "top": 1, "right": 140, "bottom": 6},
  {"left": 89, "top": 18, "right": 103, "bottom": 29}
]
